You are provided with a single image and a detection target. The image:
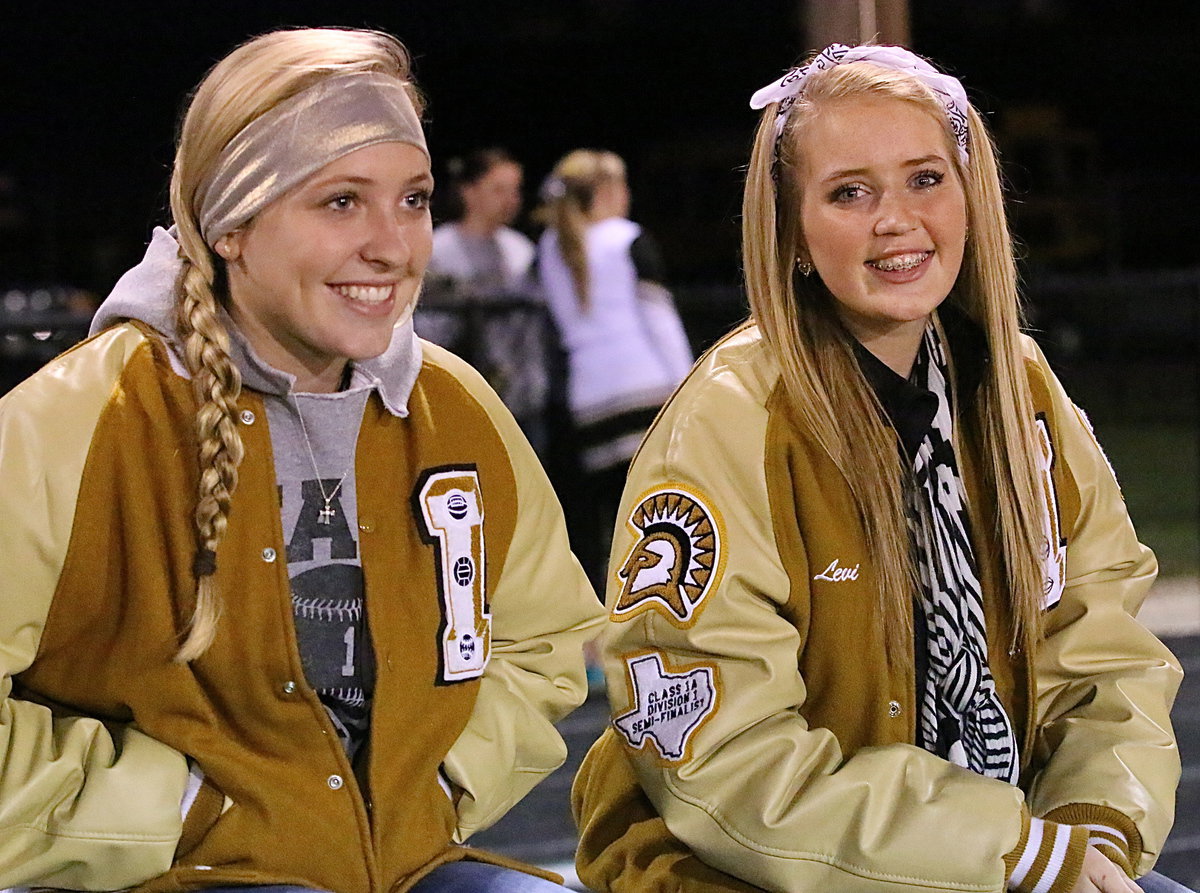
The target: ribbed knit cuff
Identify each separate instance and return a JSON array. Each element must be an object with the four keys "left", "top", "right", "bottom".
[
  {"left": 1004, "top": 815, "right": 1090, "bottom": 893},
  {"left": 1043, "top": 803, "right": 1140, "bottom": 877}
]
